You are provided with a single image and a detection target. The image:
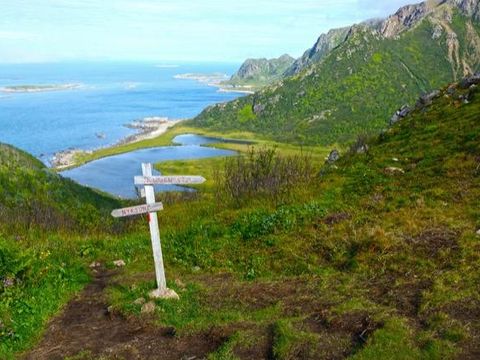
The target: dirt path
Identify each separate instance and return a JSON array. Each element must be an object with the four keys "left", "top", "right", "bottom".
[{"left": 24, "top": 269, "right": 224, "bottom": 360}]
